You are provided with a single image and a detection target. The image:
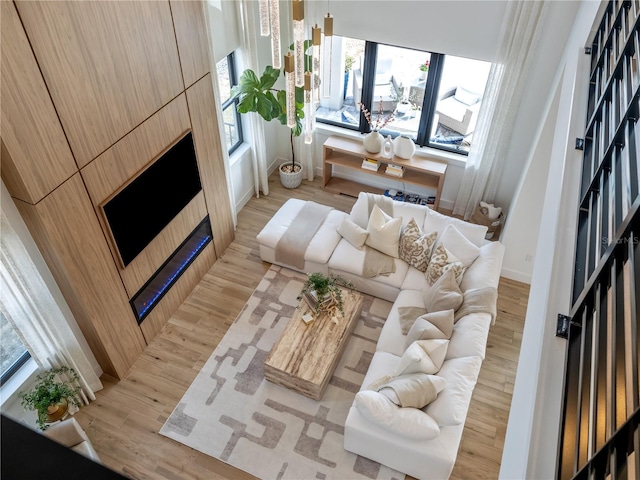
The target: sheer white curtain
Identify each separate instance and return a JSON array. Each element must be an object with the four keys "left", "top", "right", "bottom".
[
  {"left": 453, "top": 1, "right": 549, "bottom": 219},
  {"left": 238, "top": 0, "right": 270, "bottom": 197},
  {"left": 0, "top": 198, "right": 102, "bottom": 406}
]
